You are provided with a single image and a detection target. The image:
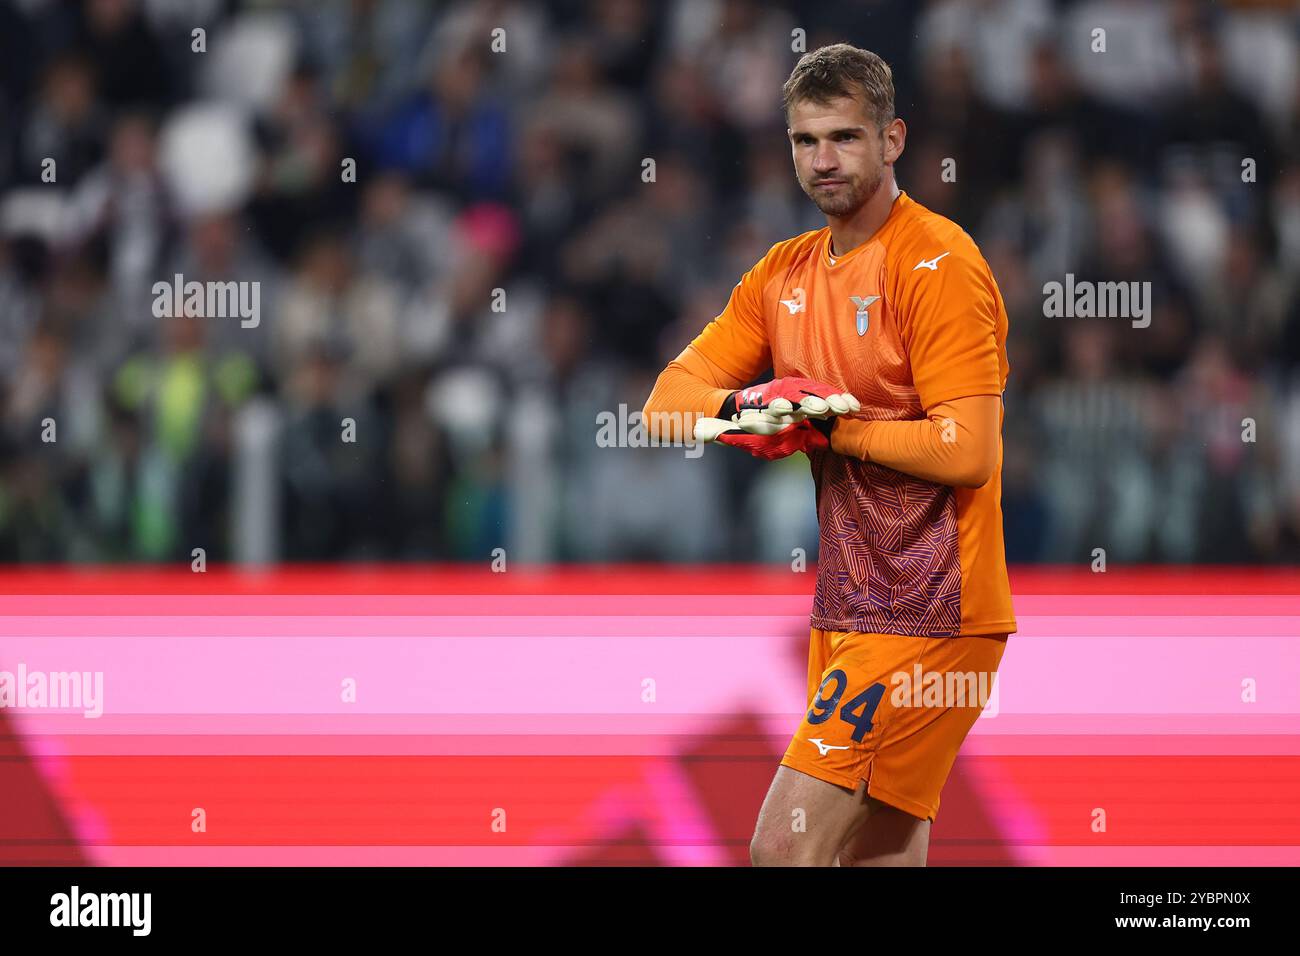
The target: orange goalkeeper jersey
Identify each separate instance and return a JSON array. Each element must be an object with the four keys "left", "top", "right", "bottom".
[{"left": 682, "top": 191, "right": 1015, "bottom": 637}]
